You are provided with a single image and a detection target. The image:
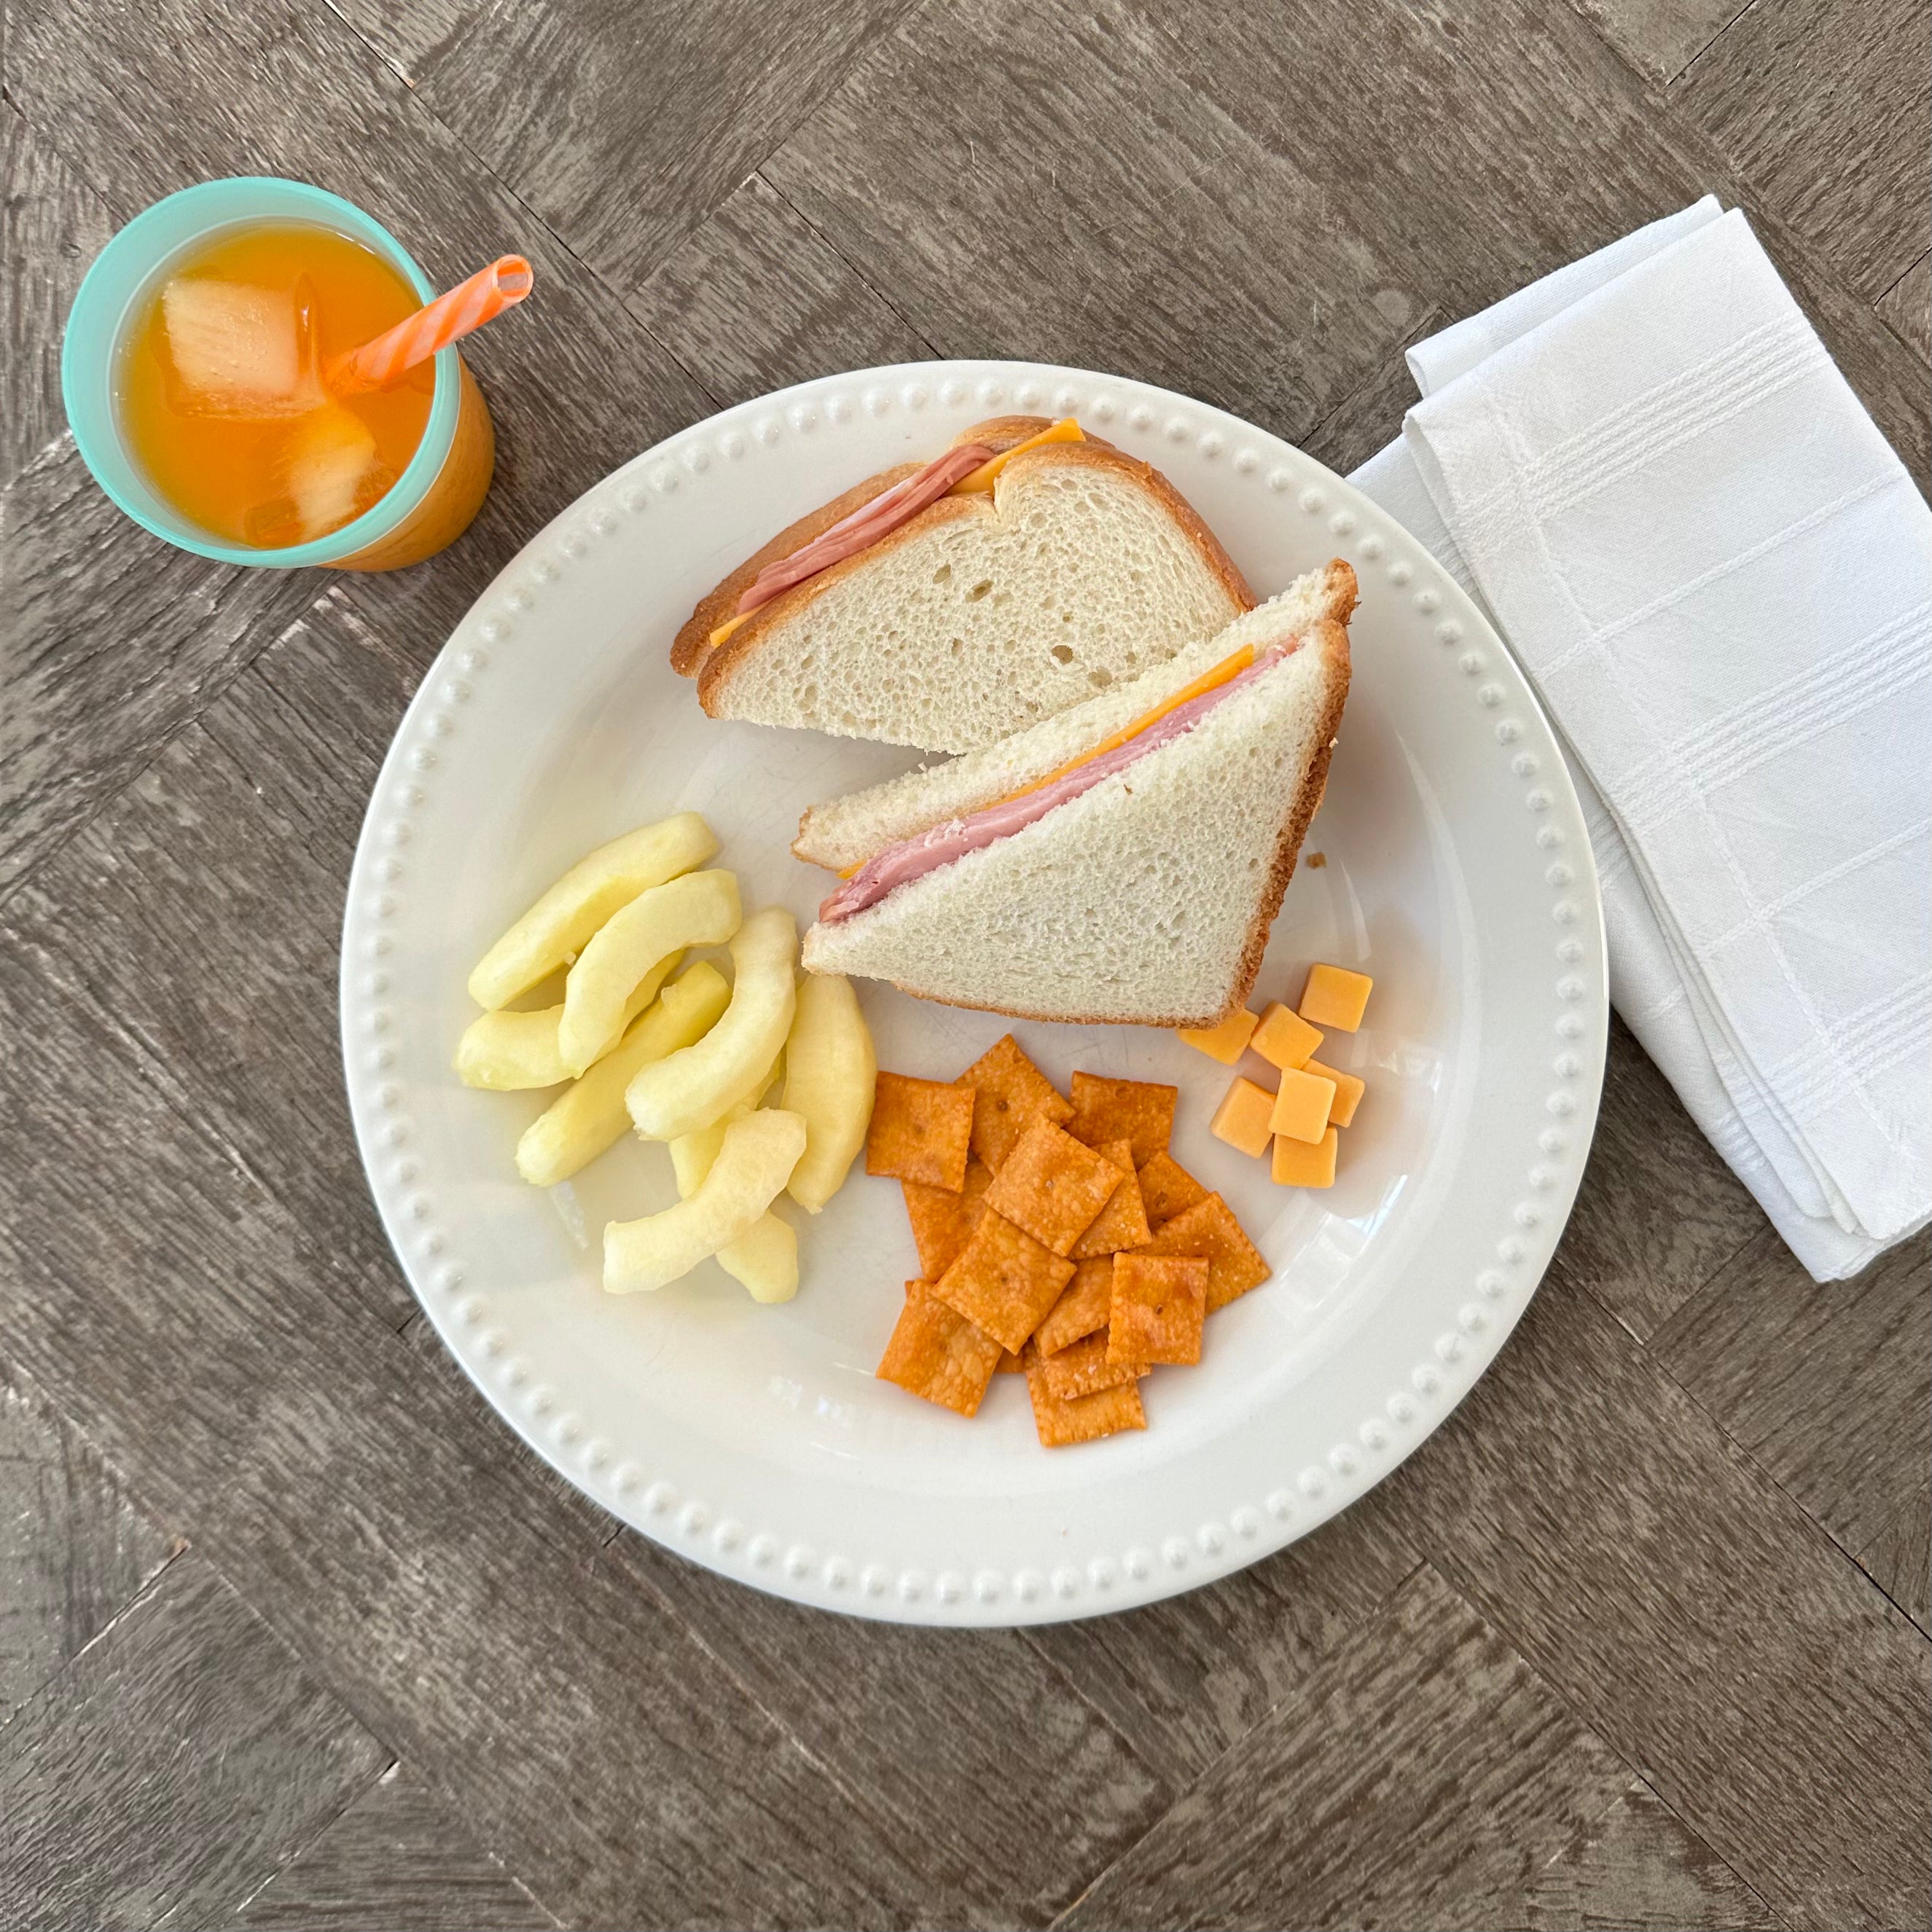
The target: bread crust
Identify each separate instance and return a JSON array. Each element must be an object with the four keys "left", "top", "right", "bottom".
[
  {"left": 800, "top": 619, "right": 1351, "bottom": 1028},
  {"left": 695, "top": 437, "right": 1256, "bottom": 719},
  {"left": 670, "top": 417, "right": 1064, "bottom": 678}
]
